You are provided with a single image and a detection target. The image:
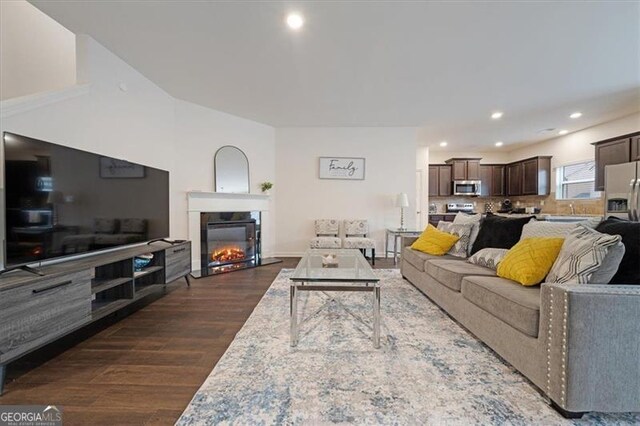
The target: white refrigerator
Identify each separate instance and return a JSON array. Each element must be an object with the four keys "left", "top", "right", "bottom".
[{"left": 604, "top": 161, "right": 640, "bottom": 221}]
